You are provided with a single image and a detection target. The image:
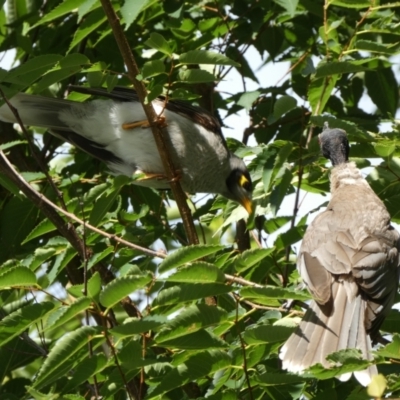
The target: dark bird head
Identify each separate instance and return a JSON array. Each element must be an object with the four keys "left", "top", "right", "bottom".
[
  {"left": 224, "top": 156, "right": 253, "bottom": 213},
  {"left": 318, "top": 127, "right": 349, "bottom": 166}
]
